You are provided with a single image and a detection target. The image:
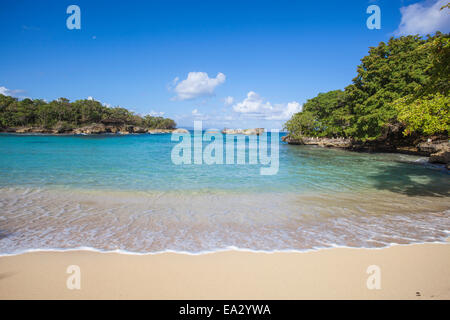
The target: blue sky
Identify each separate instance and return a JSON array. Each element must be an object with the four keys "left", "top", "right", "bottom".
[{"left": 1, "top": 0, "right": 449, "bottom": 129}]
